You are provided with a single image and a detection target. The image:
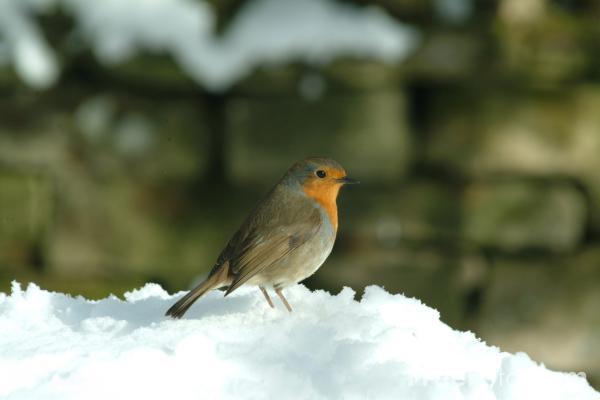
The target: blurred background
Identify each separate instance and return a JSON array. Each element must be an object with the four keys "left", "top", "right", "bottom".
[{"left": 1, "top": 0, "right": 599, "bottom": 388}]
